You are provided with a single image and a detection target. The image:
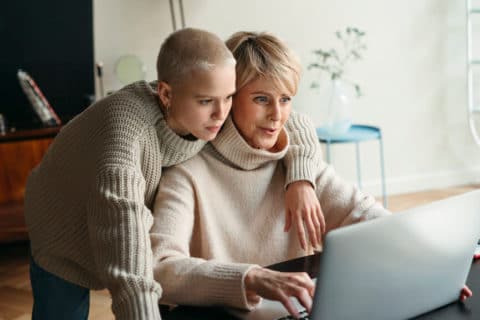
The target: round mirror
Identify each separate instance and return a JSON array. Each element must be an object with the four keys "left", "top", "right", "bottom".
[{"left": 114, "top": 55, "right": 146, "bottom": 85}]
